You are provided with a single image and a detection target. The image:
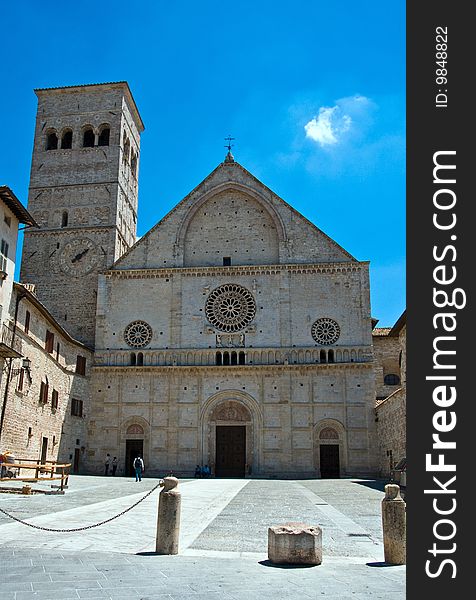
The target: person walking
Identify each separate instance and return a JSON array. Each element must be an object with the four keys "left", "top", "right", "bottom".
[
  {"left": 104, "top": 453, "right": 111, "bottom": 476},
  {"left": 112, "top": 457, "right": 118, "bottom": 476},
  {"left": 133, "top": 455, "right": 144, "bottom": 482}
]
